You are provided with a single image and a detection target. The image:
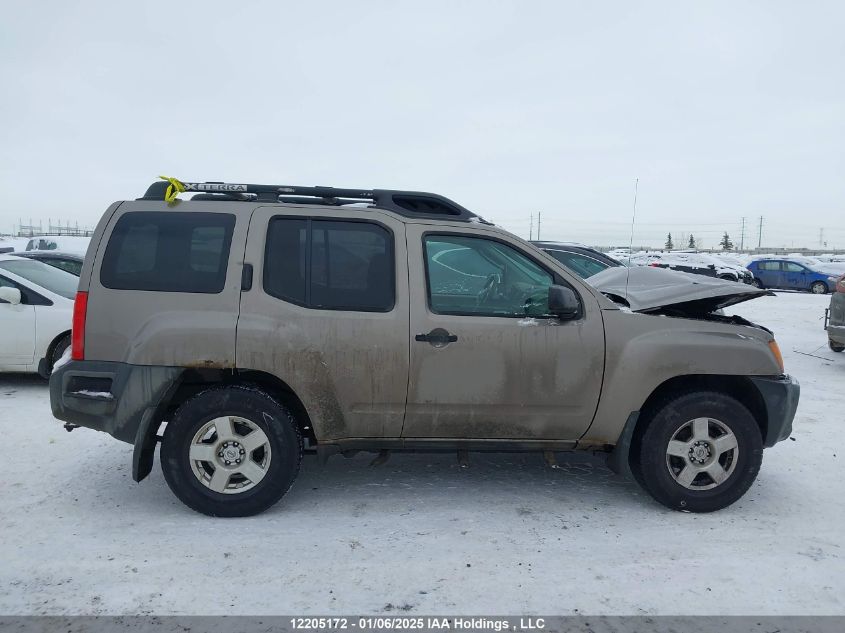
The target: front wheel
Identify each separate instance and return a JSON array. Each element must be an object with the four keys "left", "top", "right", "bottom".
[
  {"left": 161, "top": 385, "right": 303, "bottom": 517},
  {"left": 632, "top": 391, "right": 763, "bottom": 512},
  {"left": 811, "top": 281, "right": 828, "bottom": 294}
]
